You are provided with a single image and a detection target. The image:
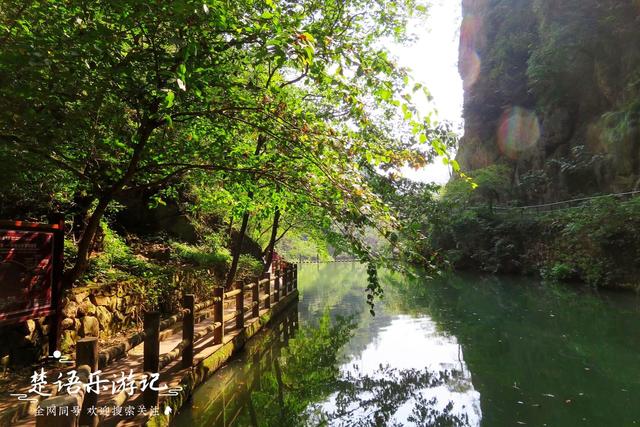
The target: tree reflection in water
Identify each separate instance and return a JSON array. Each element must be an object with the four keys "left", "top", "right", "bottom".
[
  {"left": 174, "top": 305, "right": 471, "bottom": 426},
  {"left": 320, "top": 365, "right": 470, "bottom": 426},
  {"left": 240, "top": 310, "right": 470, "bottom": 427}
]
